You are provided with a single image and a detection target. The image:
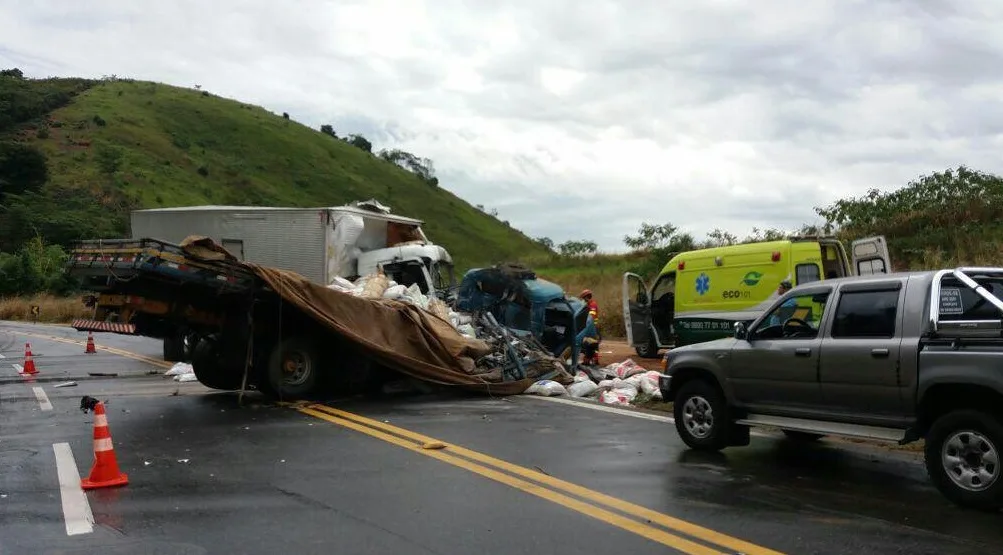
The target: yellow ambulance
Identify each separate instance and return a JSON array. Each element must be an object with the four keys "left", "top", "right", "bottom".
[{"left": 621, "top": 235, "right": 891, "bottom": 358}]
